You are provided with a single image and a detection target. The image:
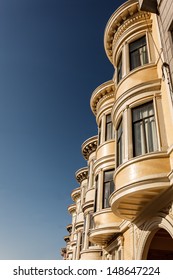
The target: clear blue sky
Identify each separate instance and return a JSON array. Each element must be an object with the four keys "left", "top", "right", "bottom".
[{"left": 0, "top": 0, "right": 125, "bottom": 259}]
